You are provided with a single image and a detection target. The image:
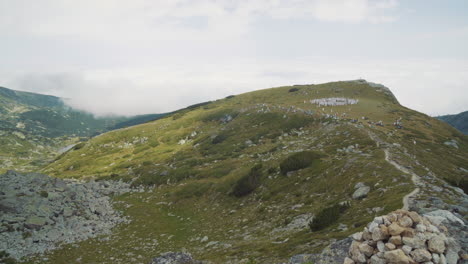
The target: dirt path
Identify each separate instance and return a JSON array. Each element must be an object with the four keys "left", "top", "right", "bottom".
[
  {"left": 383, "top": 149, "right": 421, "bottom": 210},
  {"left": 367, "top": 131, "right": 421, "bottom": 210}
]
